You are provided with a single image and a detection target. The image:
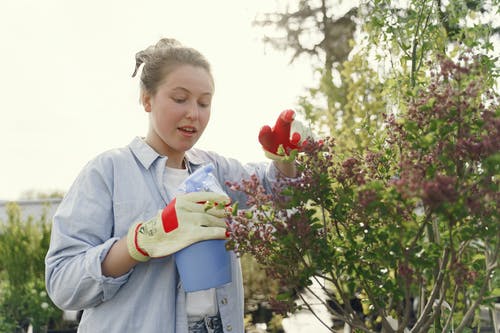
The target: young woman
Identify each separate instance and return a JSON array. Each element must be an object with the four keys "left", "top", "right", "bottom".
[{"left": 45, "top": 38, "right": 299, "bottom": 333}]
